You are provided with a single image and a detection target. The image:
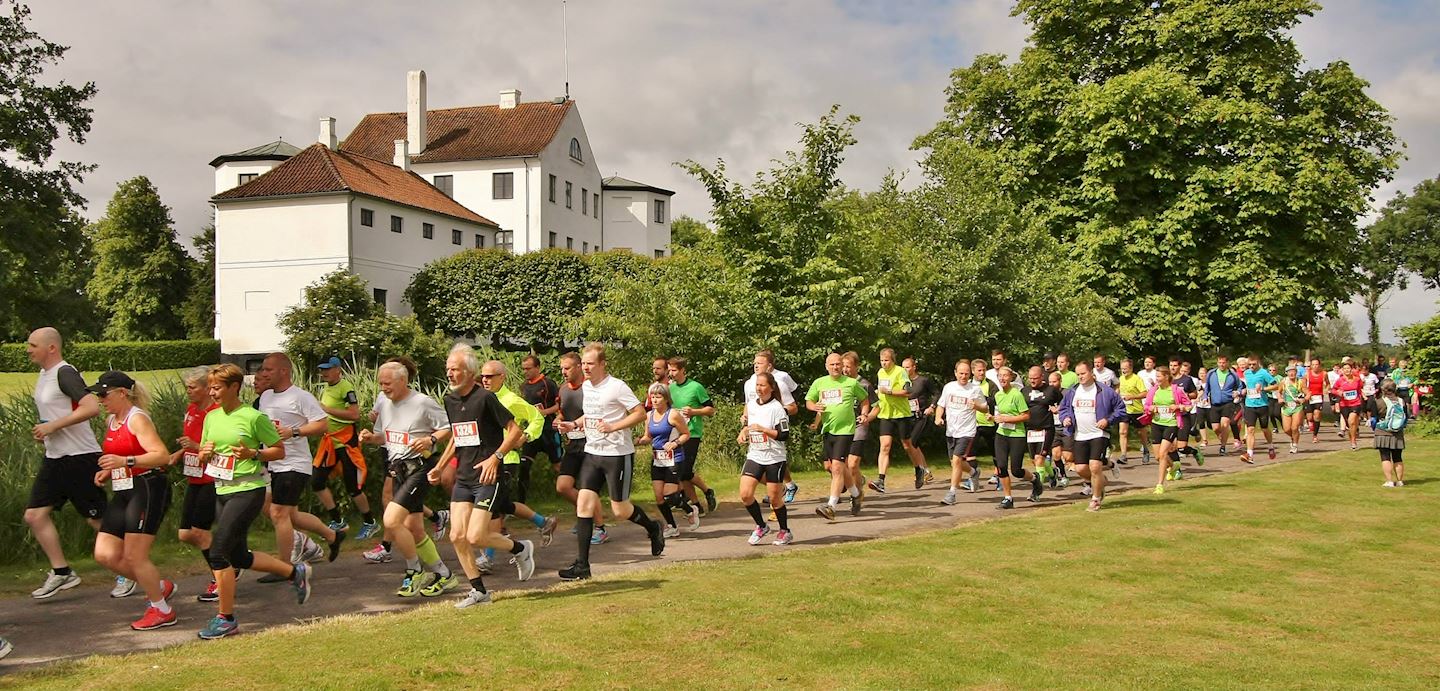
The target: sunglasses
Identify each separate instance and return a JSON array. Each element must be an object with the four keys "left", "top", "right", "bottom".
[{"left": 479, "top": 373, "right": 500, "bottom": 380}]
